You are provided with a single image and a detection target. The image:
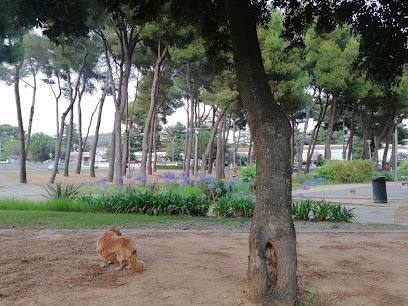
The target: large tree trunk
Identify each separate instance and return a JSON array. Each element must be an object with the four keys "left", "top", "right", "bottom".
[
  {"left": 200, "top": 107, "right": 227, "bottom": 177},
  {"left": 141, "top": 41, "right": 169, "bottom": 183},
  {"left": 324, "top": 95, "right": 338, "bottom": 160},
  {"left": 14, "top": 58, "right": 27, "bottom": 184},
  {"left": 226, "top": 0, "right": 297, "bottom": 304}
]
